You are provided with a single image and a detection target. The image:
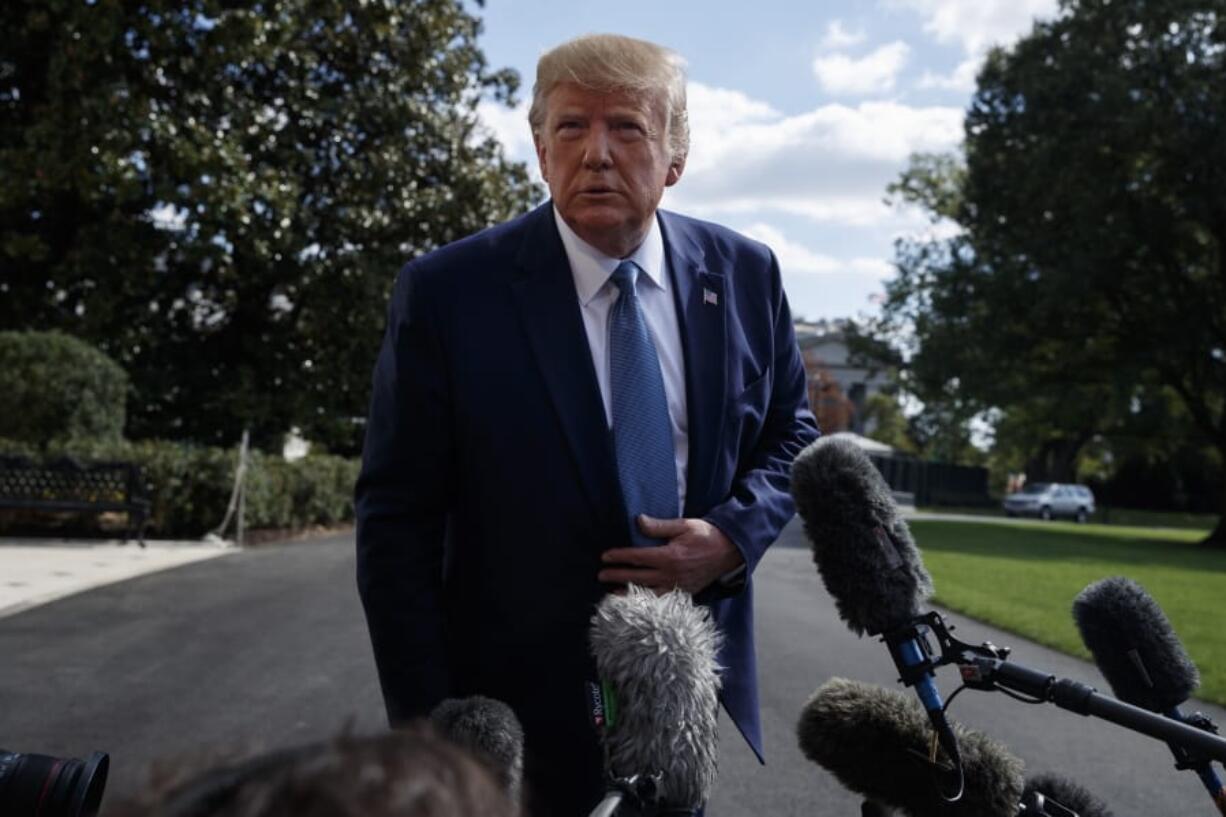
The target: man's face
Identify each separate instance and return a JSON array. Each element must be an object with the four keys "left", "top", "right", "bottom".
[{"left": 534, "top": 83, "right": 684, "bottom": 259}]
